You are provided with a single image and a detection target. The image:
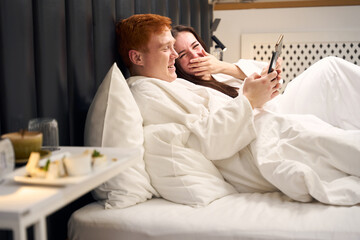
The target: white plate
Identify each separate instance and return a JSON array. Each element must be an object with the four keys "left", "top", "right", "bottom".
[
  {"left": 12, "top": 147, "right": 135, "bottom": 186},
  {"left": 14, "top": 174, "right": 89, "bottom": 186}
]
